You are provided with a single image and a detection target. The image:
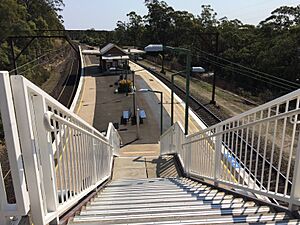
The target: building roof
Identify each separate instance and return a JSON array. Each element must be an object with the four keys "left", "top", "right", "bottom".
[
  {"left": 100, "top": 43, "right": 128, "bottom": 55},
  {"left": 123, "top": 48, "right": 145, "bottom": 54},
  {"left": 82, "top": 49, "right": 101, "bottom": 55},
  {"left": 102, "top": 55, "right": 129, "bottom": 60}
]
